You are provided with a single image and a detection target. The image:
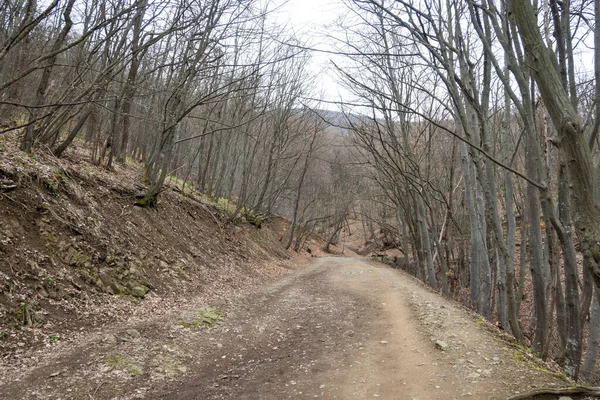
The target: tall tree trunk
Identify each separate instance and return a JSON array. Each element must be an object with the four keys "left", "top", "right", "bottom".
[
  {"left": 582, "top": 287, "right": 600, "bottom": 382},
  {"left": 397, "top": 206, "right": 411, "bottom": 268},
  {"left": 503, "top": 110, "right": 521, "bottom": 339},
  {"left": 552, "top": 164, "right": 582, "bottom": 377},
  {"left": 287, "top": 131, "right": 317, "bottom": 250},
  {"left": 525, "top": 126, "right": 547, "bottom": 355},
  {"left": 513, "top": 0, "right": 600, "bottom": 314},
  {"left": 462, "top": 142, "right": 483, "bottom": 310},
  {"left": 517, "top": 213, "right": 529, "bottom": 314},
  {"left": 118, "top": 0, "right": 148, "bottom": 162},
  {"left": 21, "top": 0, "right": 75, "bottom": 152},
  {"left": 417, "top": 194, "right": 437, "bottom": 289}
]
